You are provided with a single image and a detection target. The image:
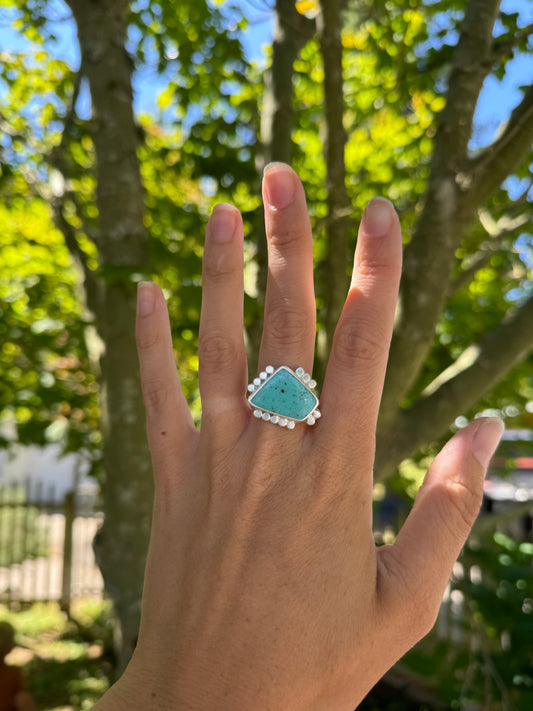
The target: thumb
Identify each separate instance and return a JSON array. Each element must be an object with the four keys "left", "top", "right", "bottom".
[{"left": 382, "top": 417, "right": 504, "bottom": 621}]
